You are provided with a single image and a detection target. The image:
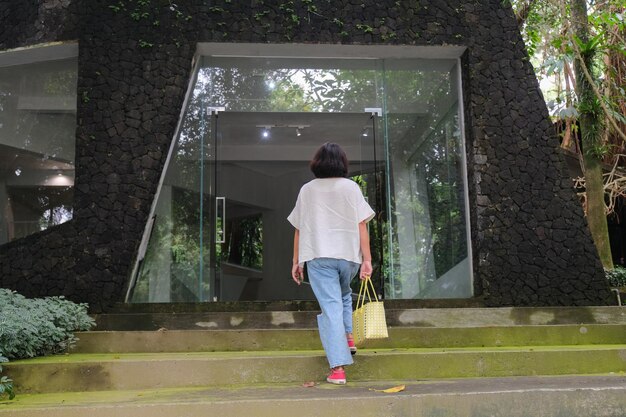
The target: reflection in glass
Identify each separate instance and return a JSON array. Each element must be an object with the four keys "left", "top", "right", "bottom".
[
  {"left": 201, "top": 57, "right": 380, "bottom": 114},
  {"left": 0, "top": 53, "right": 77, "bottom": 244},
  {"left": 130, "top": 78, "right": 209, "bottom": 302},
  {"left": 384, "top": 61, "right": 471, "bottom": 298},
  {"left": 223, "top": 213, "right": 263, "bottom": 270},
  {"left": 132, "top": 187, "right": 210, "bottom": 302}
]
